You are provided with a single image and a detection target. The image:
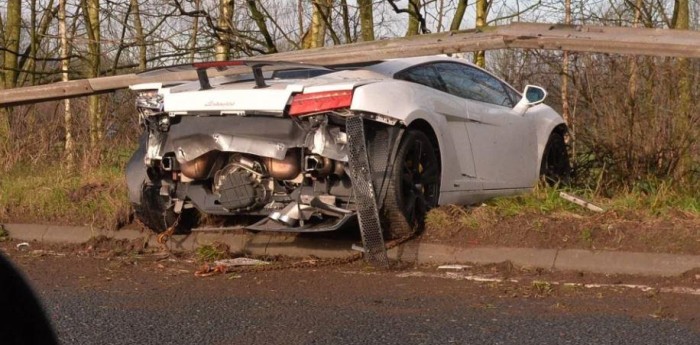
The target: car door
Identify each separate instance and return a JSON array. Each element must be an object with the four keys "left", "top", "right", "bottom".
[
  {"left": 434, "top": 62, "right": 538, "bottom": 190},
  {"left": 395, "top": 64, "right": 480, "bottom": 192}
]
